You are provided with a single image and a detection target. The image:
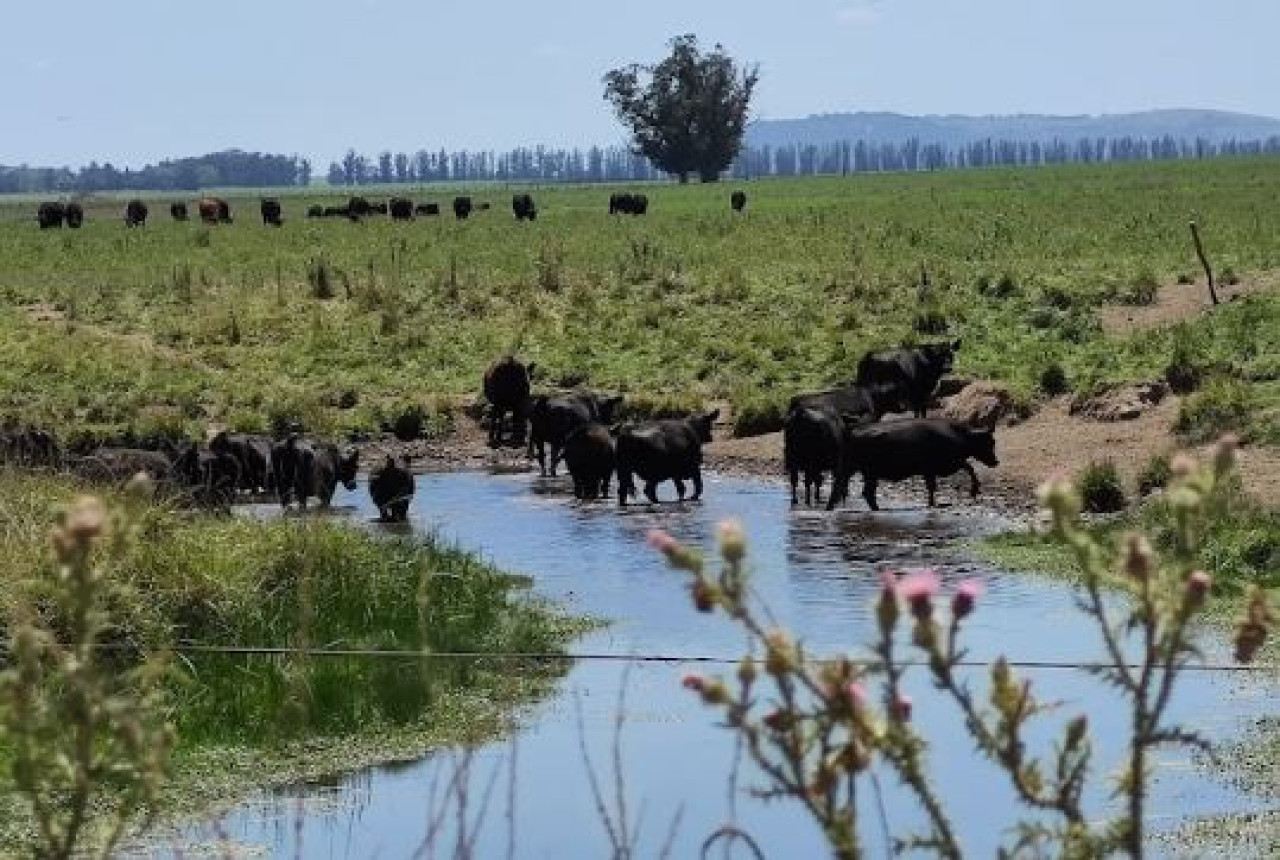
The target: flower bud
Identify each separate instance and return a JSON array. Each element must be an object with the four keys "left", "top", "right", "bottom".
[
  {"left": 1120, "top": 533, "right": 1156, "bottom": 582},
  {"left": 737, "top": 658, "right": 757, "bottom": 685},
  {"left": 690, "top": 578, "right": 717, "bottom": 613},
  {"left": 681, "top": 674, "right": 705, "bottom": 693},
  {"left": 1213, "top": 434, "right": 1239, "bottom": 476},
  {"left": 65, "top": 496, "right": 106, "bottom": 542},
  {"left": 1185, "top": 570, "right": 1212, "bottom": 609},
  {"left": 764, "top": 629, "right": 797, "bottom": 676},
  {"left": 892, "top": 693, "right": 913, "bottom": 722},
  {"left": 876, "top": 571, "right": 900, "bottom": 637},
  {"left": 899, "top": 569, "right": 941, "bottom": 621},
  {"left": 125, "top": 471, "right": 155, "bottom": 501},
  {"left": 1064, "top": 715, "right": 1089, "bottom": 750},
  {"left": 951, "top": 578, "right": 985, "bottom": 620},
  {"left": 717, "top": 518, "right": 746, "bottom": 564},
  {"left": 1170, "top": 453, "right": 1197, "bottom": 480}
]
